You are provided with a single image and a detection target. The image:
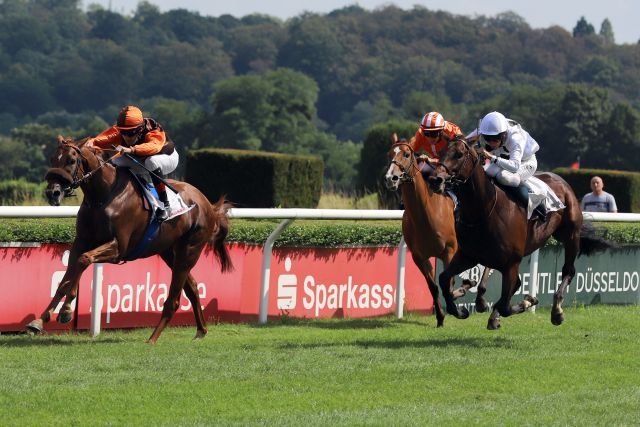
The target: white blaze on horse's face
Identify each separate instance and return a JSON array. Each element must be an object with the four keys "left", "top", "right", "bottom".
[{"left": 385, "top": 146, "right": 403, "bottom": 190}]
